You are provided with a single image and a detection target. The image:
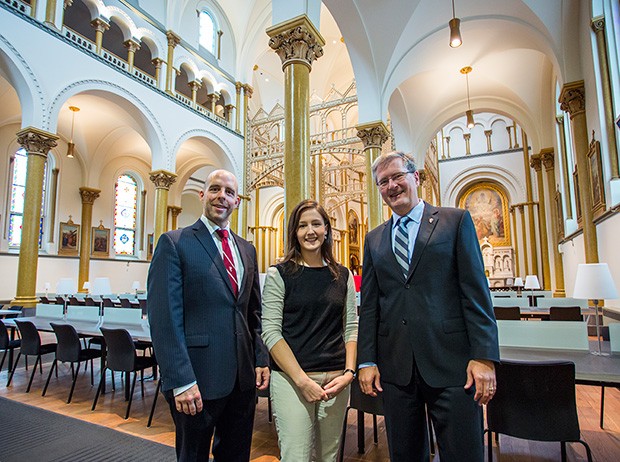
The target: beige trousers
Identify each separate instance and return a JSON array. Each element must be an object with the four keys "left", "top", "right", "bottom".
[{"left": 270, "top": 370, "right": 350, "bottom": 462}]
